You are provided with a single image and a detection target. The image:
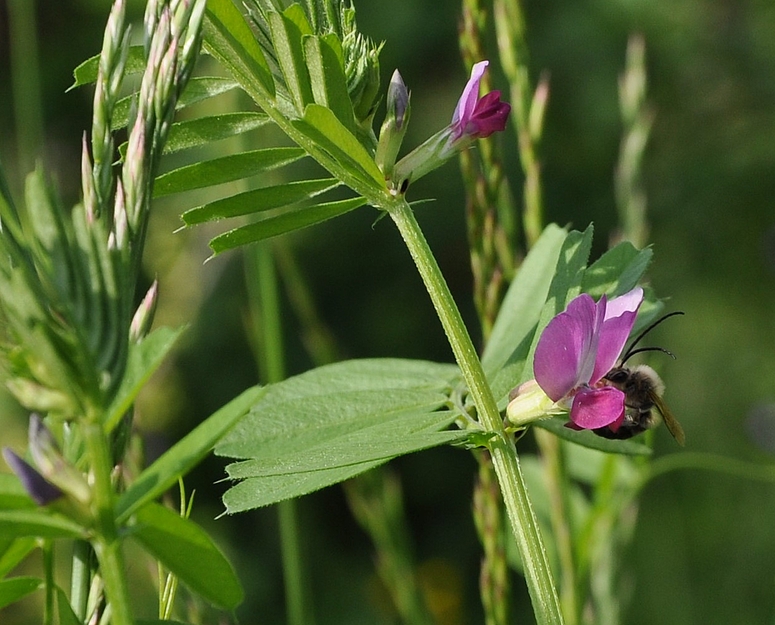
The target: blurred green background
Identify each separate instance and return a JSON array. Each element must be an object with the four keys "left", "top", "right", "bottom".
[{"left": 2, "top": 0, "right": 775, "bottom": 623}]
